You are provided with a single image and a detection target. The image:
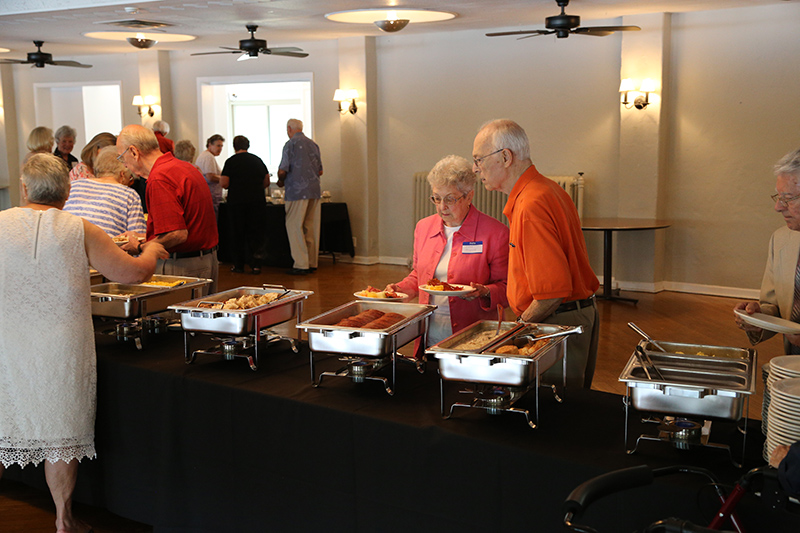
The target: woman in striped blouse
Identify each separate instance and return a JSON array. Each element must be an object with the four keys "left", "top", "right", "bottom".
[{"left": 64, "top": 146, "right": 146, "bottom": 238}]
